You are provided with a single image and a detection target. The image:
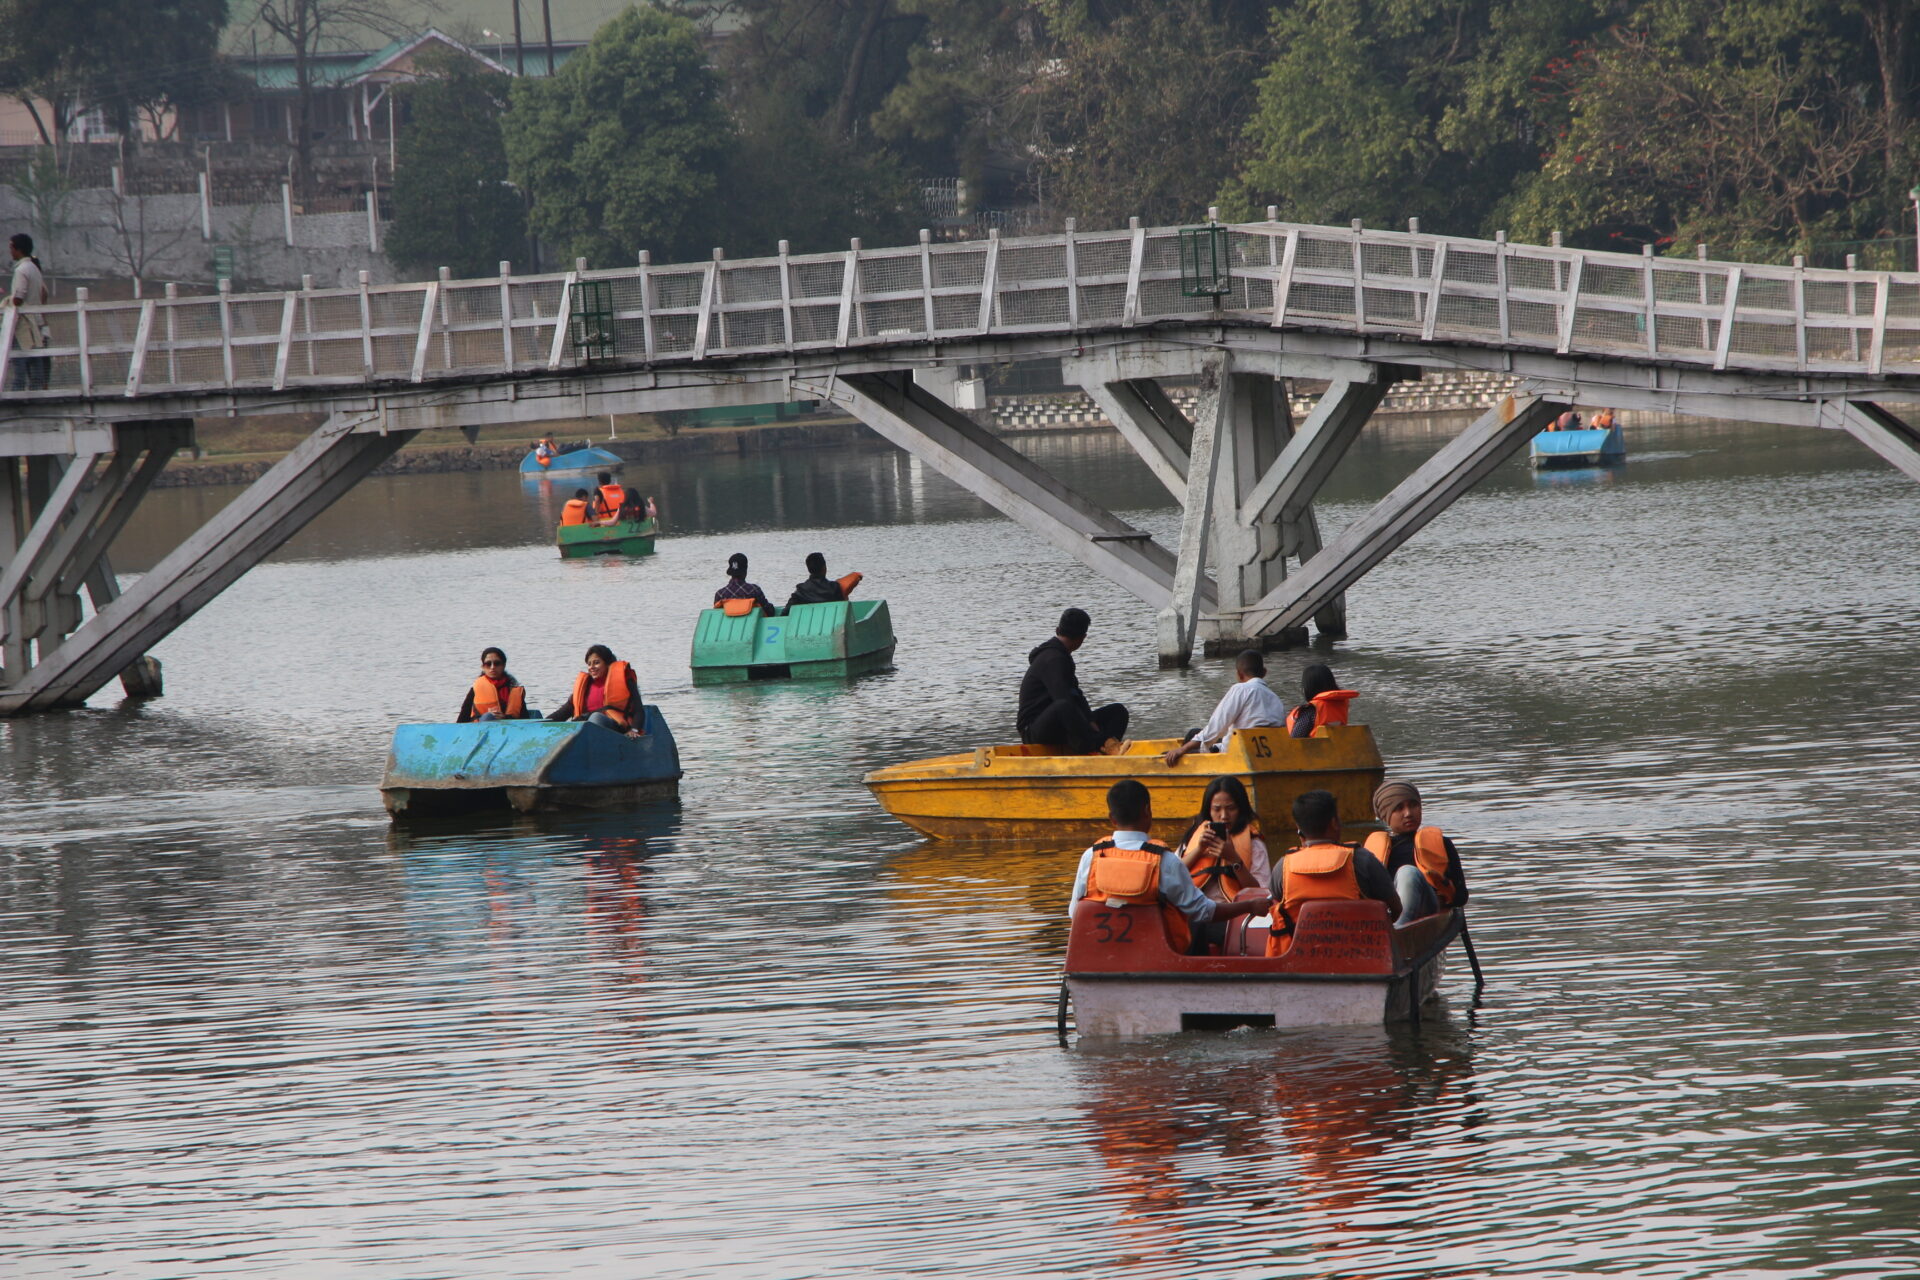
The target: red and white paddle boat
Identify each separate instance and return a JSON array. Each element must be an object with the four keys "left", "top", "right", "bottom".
[{"left": 1061, "top": 897, "right": 1471, "bottom": 1037}]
